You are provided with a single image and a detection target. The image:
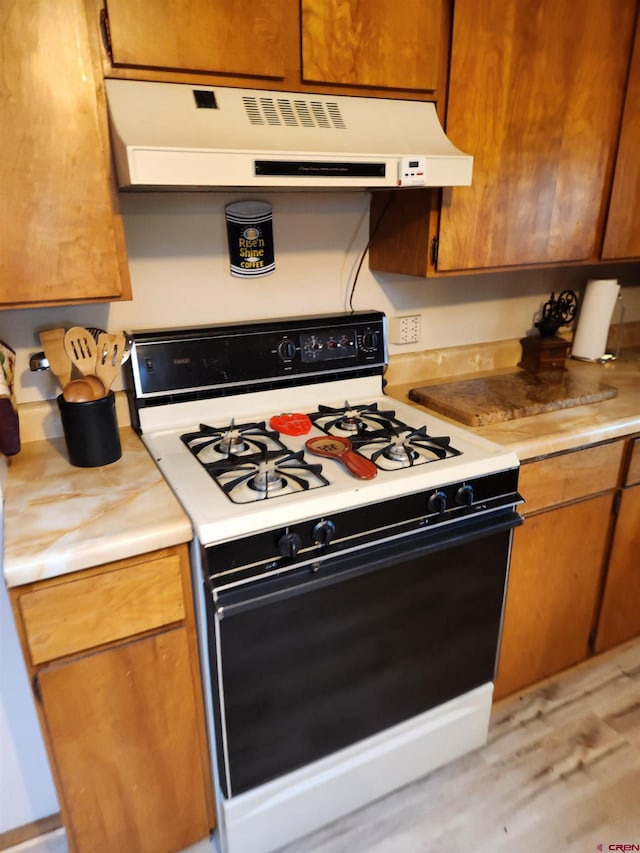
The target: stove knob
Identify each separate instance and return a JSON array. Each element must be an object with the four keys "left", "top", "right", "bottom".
[
  {"left": 312, "top": 519, "right": 336, "bottom": 547},
  {"left": 427, "top": 490, "right": 447, "bottom": 514},
  {"left": 278, "top": 531, "right": 302, "bottom": 559},
  {"left": 277, "top": 338, "right": 296, "bottom": 361},
  {"left": 360, "top": 330, "right": 379, "bottom": 352},
  {"left": 455, "top": 484, "right": 474, "bottom": 507}
]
